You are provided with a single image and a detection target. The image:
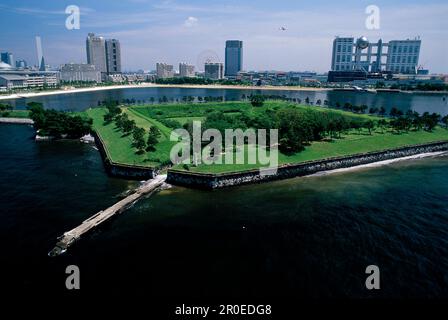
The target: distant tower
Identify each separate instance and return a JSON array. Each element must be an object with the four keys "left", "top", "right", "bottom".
[
  {"left": 86, "top": 33, "right": 107, "bottom": 73},
  {"left": 225, "top": 40, "right": 243, "bottom": 78},
  {"left": 35, "top": 36, "right": 44, "bottom": 69},
  {"left": 105, "top": 39, "right": 121, "bottom": 74},
  {"left": 39, "top": 56, "right": 46, "bottom": 71}
]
